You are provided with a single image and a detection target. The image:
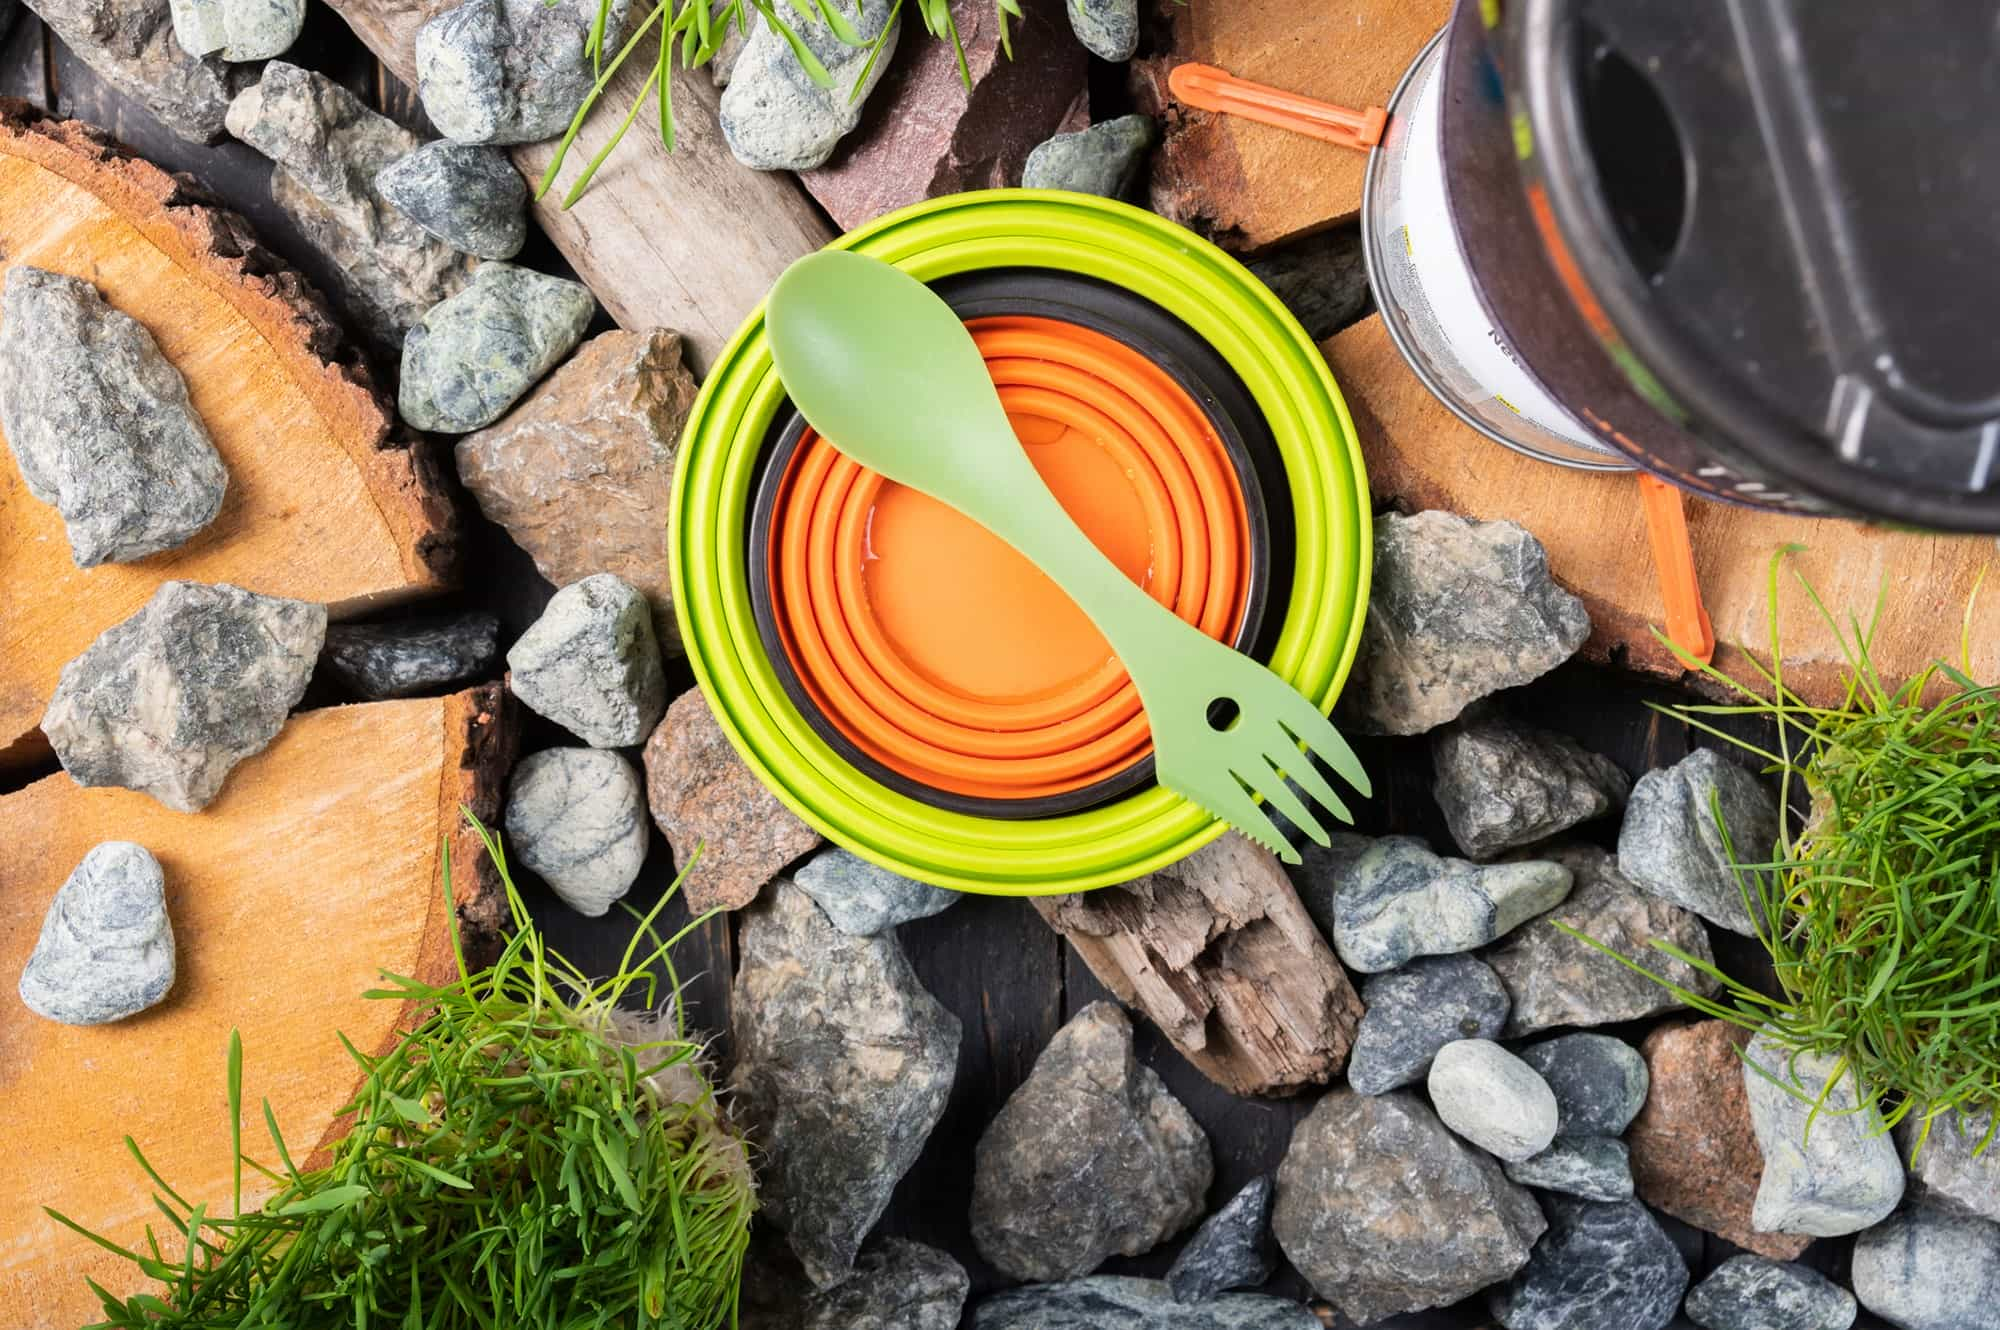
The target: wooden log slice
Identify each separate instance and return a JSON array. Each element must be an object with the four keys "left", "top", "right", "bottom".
[
  {"left": 0, "top": 683, "right": 515, "bottom": 1329},
  {"left": 1324, "top": 314, "right": 2000, "bottom": 706},
  {"left": 0, "top": 100, "right": 458, "bottom": 765}
]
